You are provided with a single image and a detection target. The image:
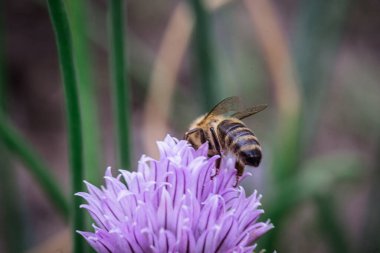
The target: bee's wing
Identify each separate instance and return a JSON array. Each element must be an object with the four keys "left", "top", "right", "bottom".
[
  {"left": 231, "top": 104, "right": 268, "bottom": 120},
  {"left": 203, "top": 96, "right": 241, "bottom": 119}
]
